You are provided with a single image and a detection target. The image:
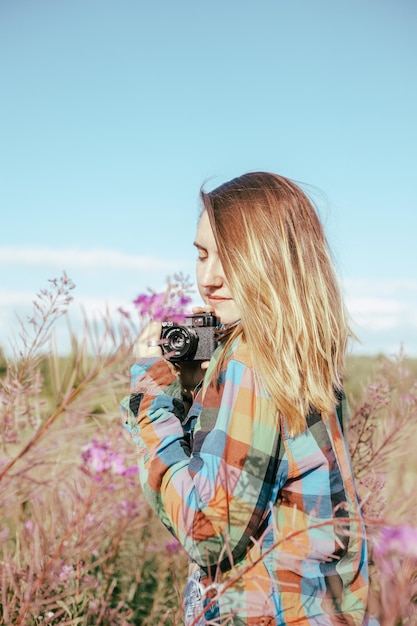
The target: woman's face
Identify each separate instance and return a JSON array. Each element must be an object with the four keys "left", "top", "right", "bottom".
[{"left": 194, "top": 211, "right": 241, "bottom": 325}]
